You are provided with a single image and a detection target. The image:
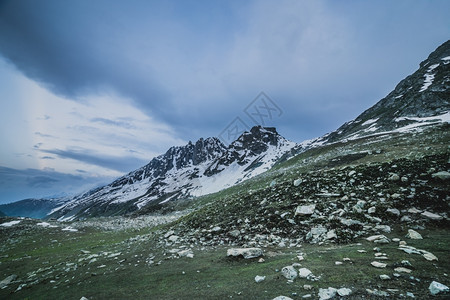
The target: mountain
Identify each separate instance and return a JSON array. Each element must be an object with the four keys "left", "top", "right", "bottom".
[
  {"left": 12, "top": 40, "right": 450, "bottom": 221},
  {"left": 317, "top": 40, "right": 450, "bottom": 144},
  {"left": 48, "top": 126, "right": 296, "bottom": 220},
  {"left": 0, "top": 197, "right": 68, "bottom": 219}
]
